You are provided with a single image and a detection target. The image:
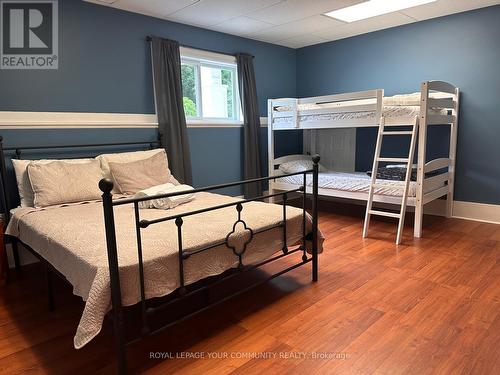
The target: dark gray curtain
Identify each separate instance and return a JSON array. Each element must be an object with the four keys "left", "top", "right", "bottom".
[
  {"left": 151, "top": 37, "right": 192, "bottom": 184},
  {"left": 237, "top": 53, "right": 262, "bottom": 198}
]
